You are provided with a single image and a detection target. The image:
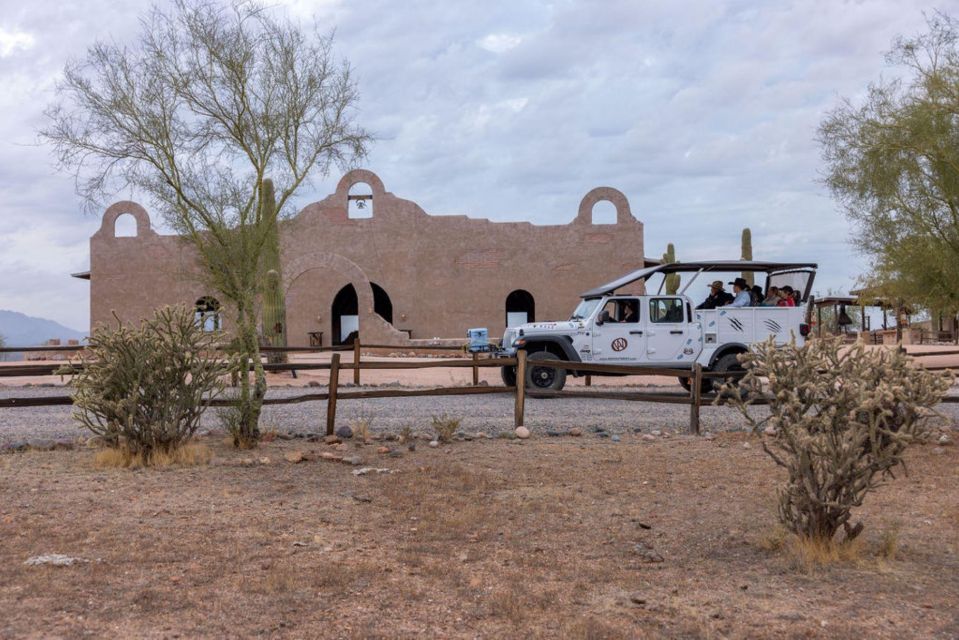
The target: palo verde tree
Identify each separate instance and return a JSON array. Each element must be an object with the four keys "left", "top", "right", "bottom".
[
  {"left": 42, "top": 0, "right": 371, "bottom": 447},
  {"left": 819, "top": 12, "right": 959, "bottom": 319}
]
